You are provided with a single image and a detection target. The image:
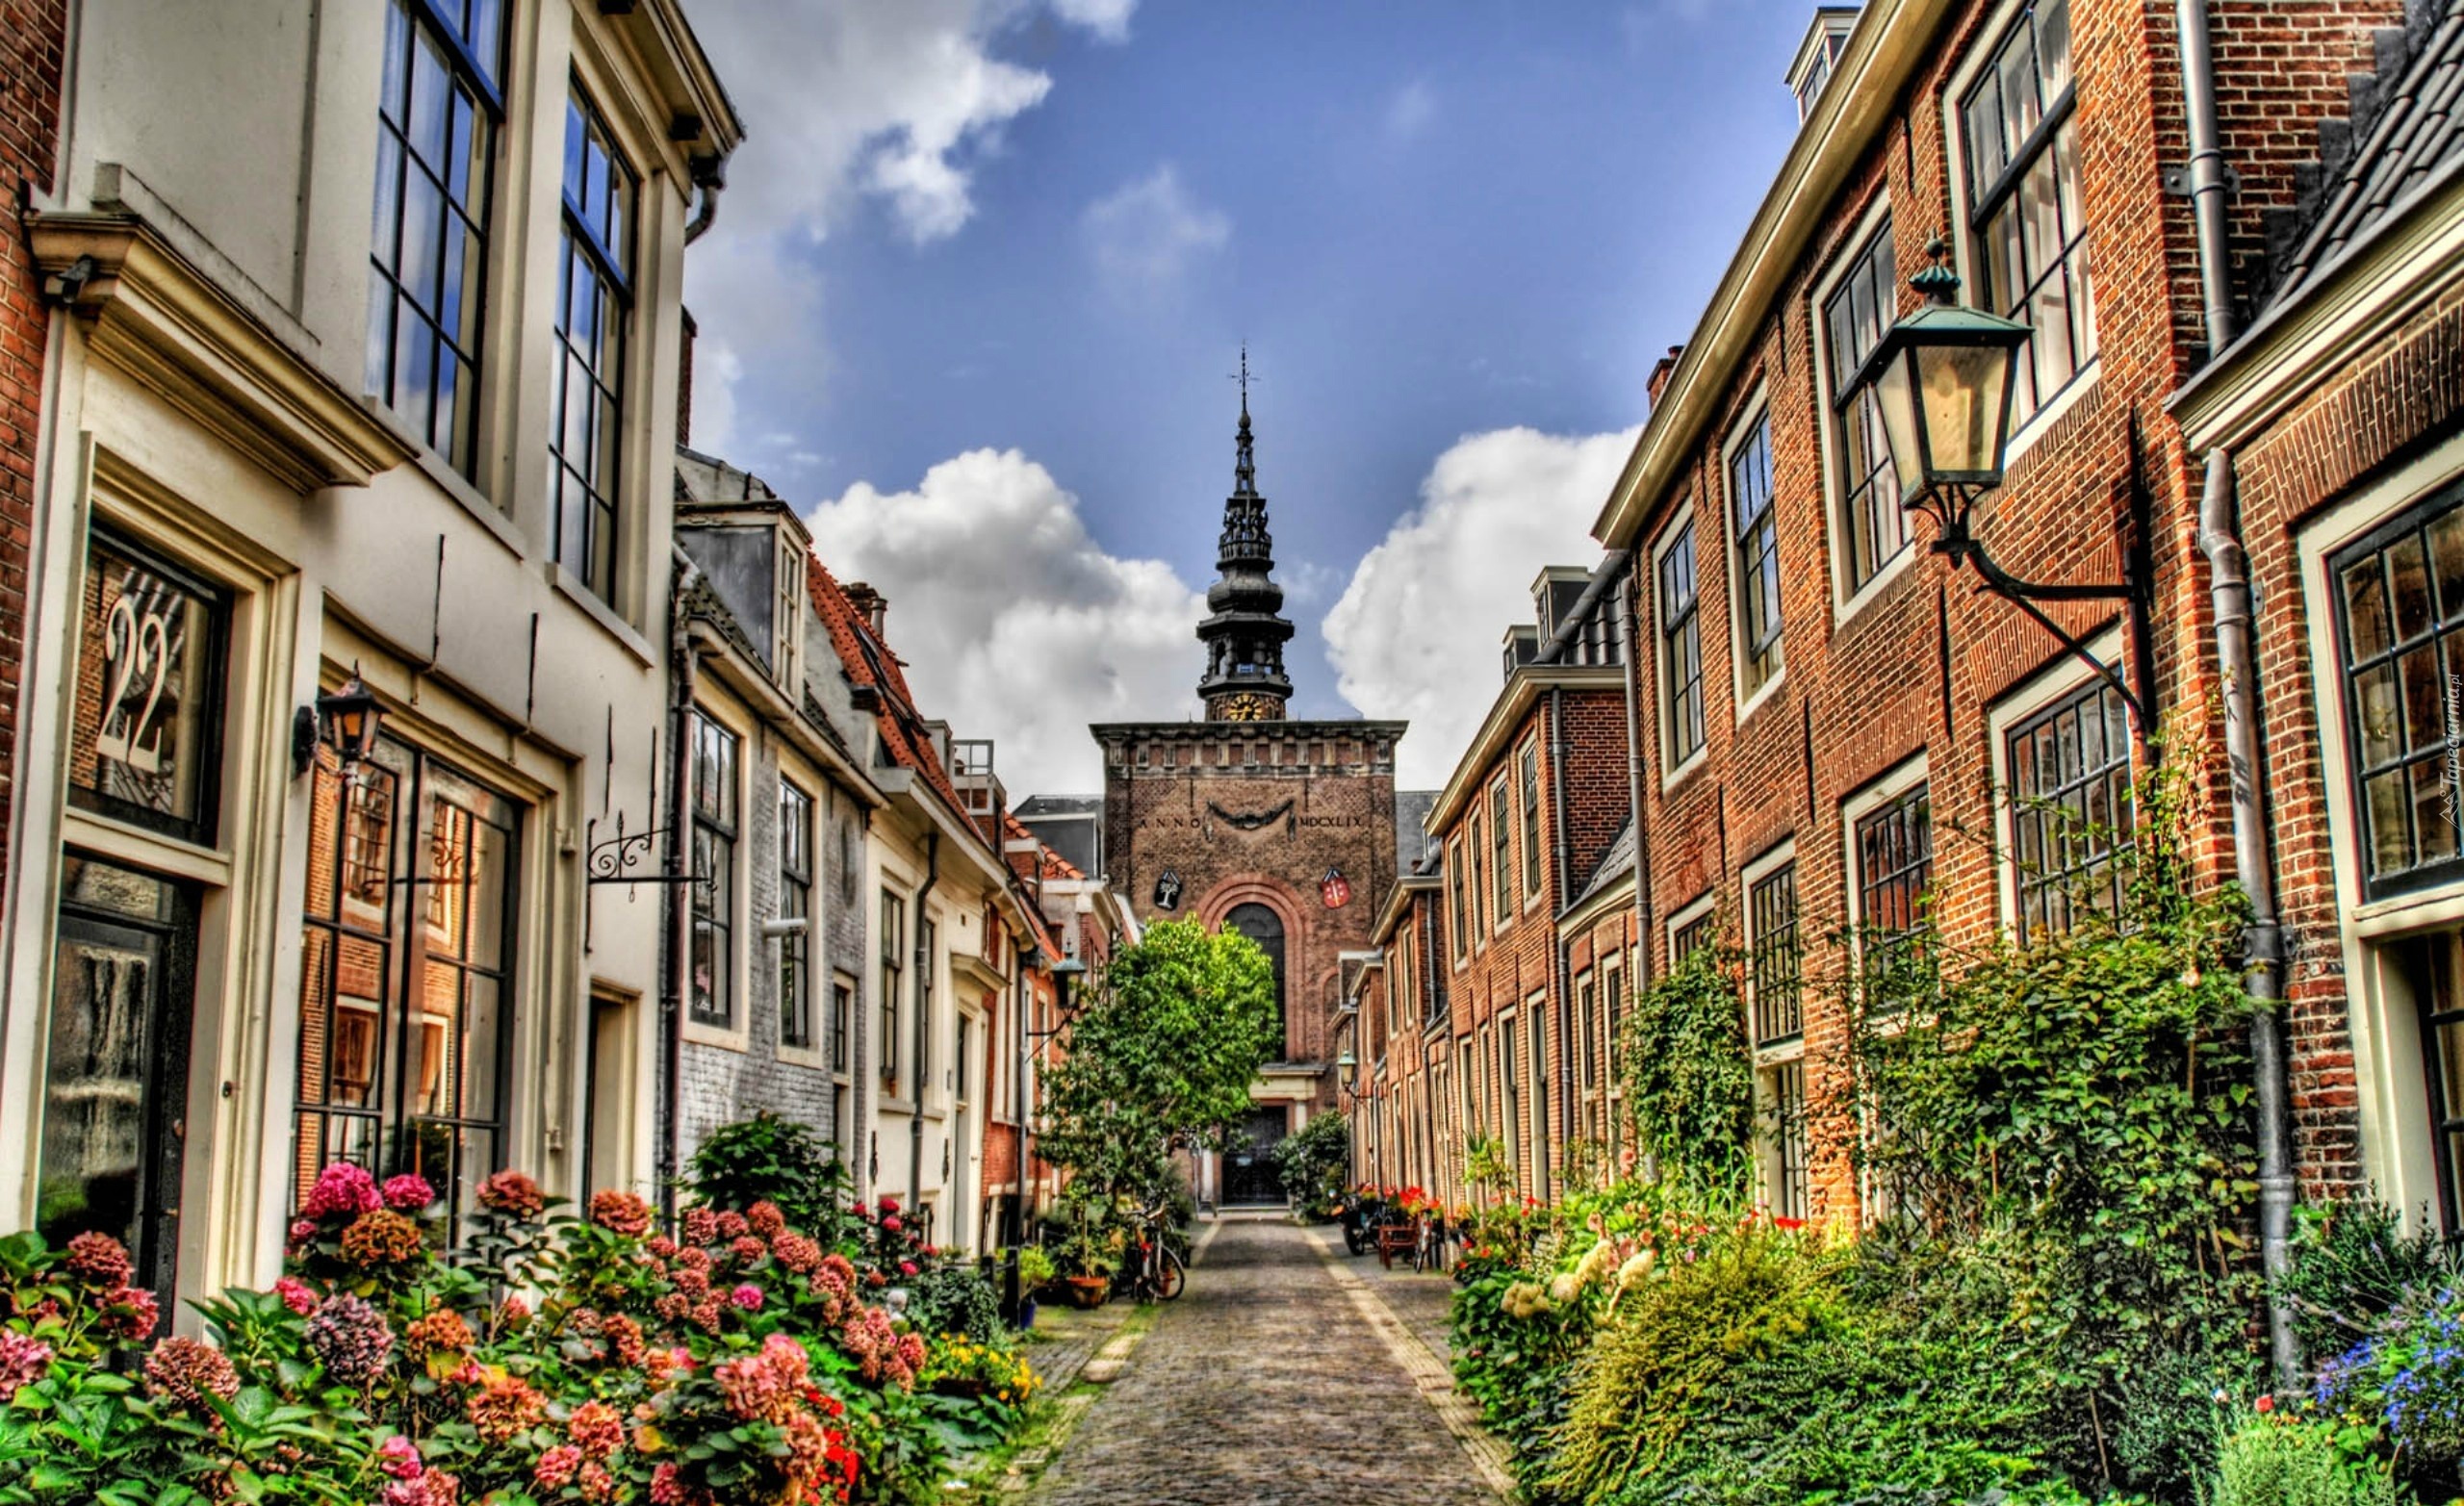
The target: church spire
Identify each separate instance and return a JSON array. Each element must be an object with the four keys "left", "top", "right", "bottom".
[{"left": 1197, "top": 349, "right": 1295, "bottom": 722}]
